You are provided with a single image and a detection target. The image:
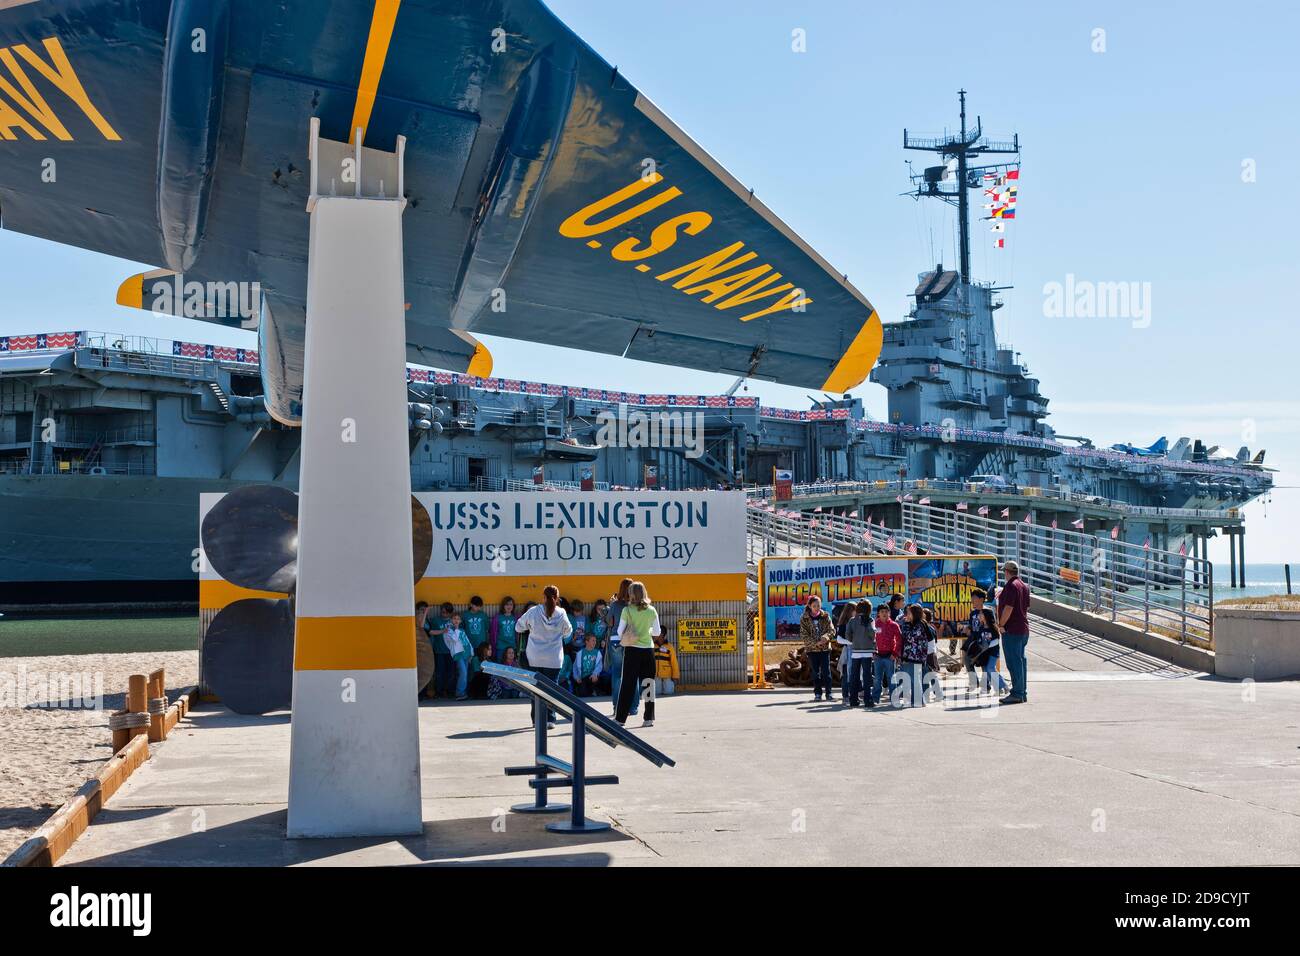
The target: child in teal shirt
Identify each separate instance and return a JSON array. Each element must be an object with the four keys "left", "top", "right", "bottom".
[
  {"left": 572, "top": 633, "right": 604, "bottom": 697},
  {"left": 567, "top": 599, "right": 588, "bottom": 654},
  {"left": 491, "top": 596, "right": 518, "bottom": 660},
  {"left": 463, "top": 595, "right": 490, "bottom": 652}
]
